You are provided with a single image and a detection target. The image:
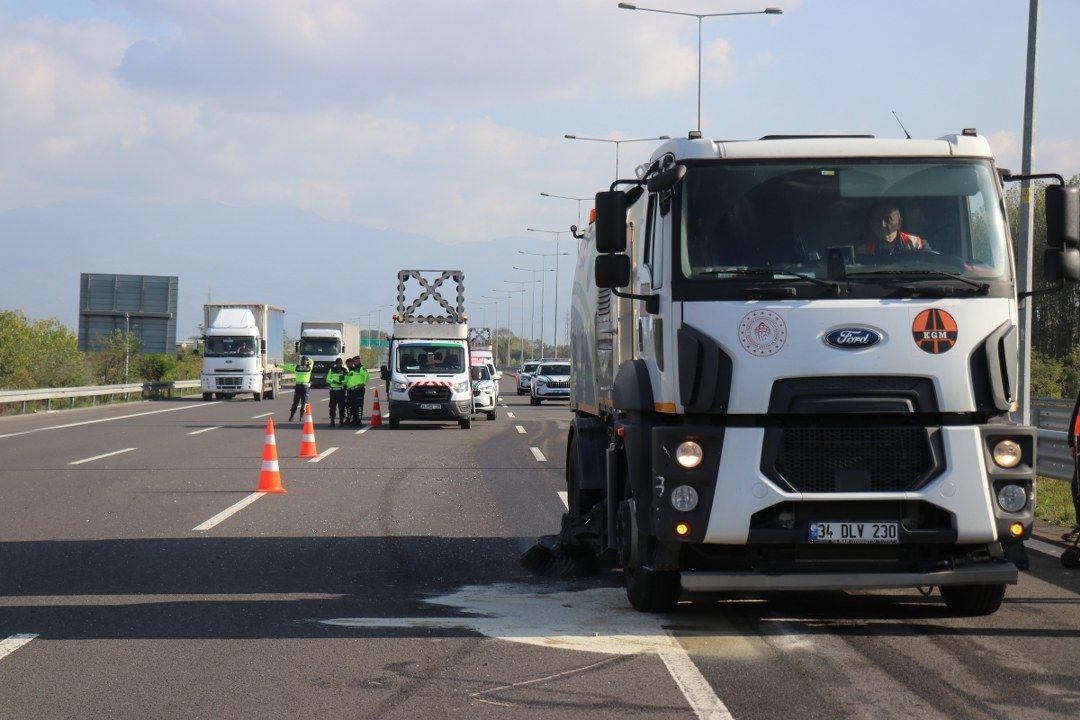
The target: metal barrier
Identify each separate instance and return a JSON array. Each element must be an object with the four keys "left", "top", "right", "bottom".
[
  {"left": 1034, "top": 397, "right": 1076, "bottom": 482},
  {"left": 0, "top": 375, "right": 295, "bottom": 414}
]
